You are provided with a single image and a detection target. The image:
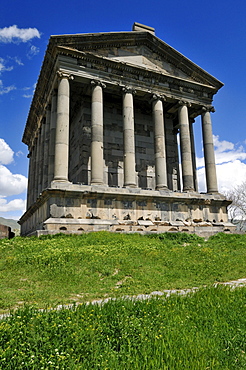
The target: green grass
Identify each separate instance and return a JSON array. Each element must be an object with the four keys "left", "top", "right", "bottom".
[
  {"left": 0, "top": 232, "right": 245, "bottom": 313},
  {"left": 0, "top": 232, "right": 246, "bottom": 368},
  {"left": 0, "top": 286, "right": 245, "bottom": 369}
]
